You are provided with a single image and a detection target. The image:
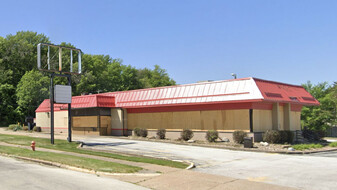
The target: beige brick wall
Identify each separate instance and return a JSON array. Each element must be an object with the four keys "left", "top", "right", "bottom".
[{"left": 36, "top": 111, "right": 68, "bottom": 133}]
